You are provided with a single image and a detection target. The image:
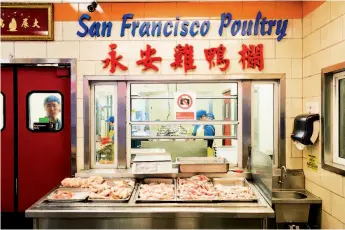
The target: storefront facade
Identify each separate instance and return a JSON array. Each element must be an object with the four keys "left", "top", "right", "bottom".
[{"left": 1, "top": 1, "right": 345, "bottom": 229}]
